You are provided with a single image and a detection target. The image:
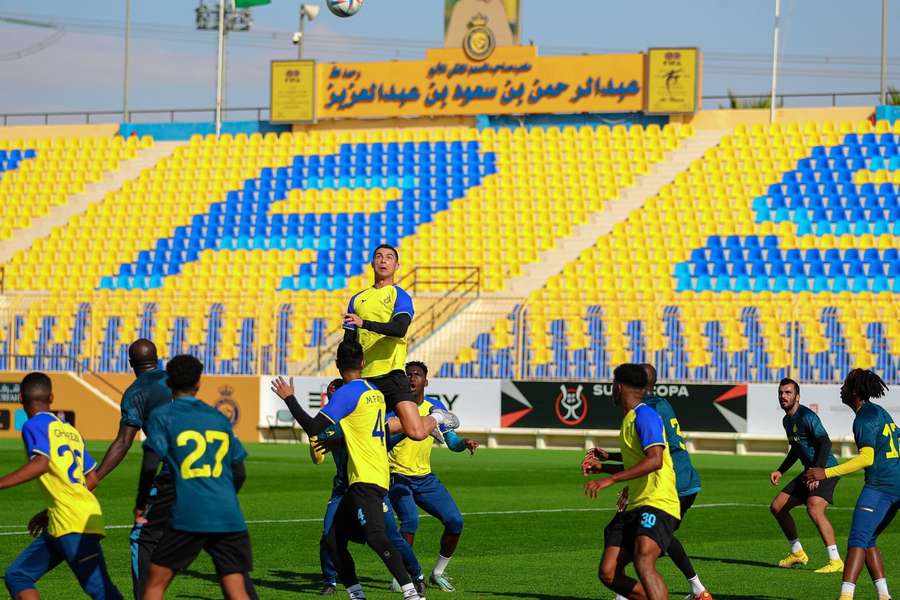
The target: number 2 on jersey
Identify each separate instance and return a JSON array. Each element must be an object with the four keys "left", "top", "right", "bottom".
[
  {"left": 669, "top": 418, "right": 686, "bottom": 450},
  {"left": 372, "top": 409, "right": 385, "bottom": 445},
  {"left": 57, "top": 445, "right": 83, "bottom": 484},
  {"left": 177, "top": 430, "right": 230, "bottom": 479},
  {"left": 884, "top": 423, "right": 899, "bottom": 459}
]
